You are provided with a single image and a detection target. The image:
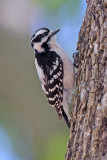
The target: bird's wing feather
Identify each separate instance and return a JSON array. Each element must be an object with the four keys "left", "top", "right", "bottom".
[{"left": 44, "top": 56, "right": 64, "bottom": 119}]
